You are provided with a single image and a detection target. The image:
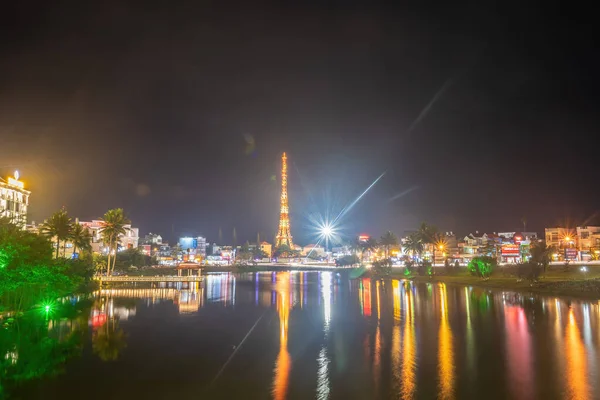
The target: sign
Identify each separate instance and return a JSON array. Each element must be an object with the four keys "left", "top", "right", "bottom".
[
  {"left": 501, "top": 245, "right": 520, "bottom": 256},
  {"left": 565, "top": 248, "right": 577, "bottom": 261},
  {"left": 7, "top": 177, "right": 24, "bottom": 189}
]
